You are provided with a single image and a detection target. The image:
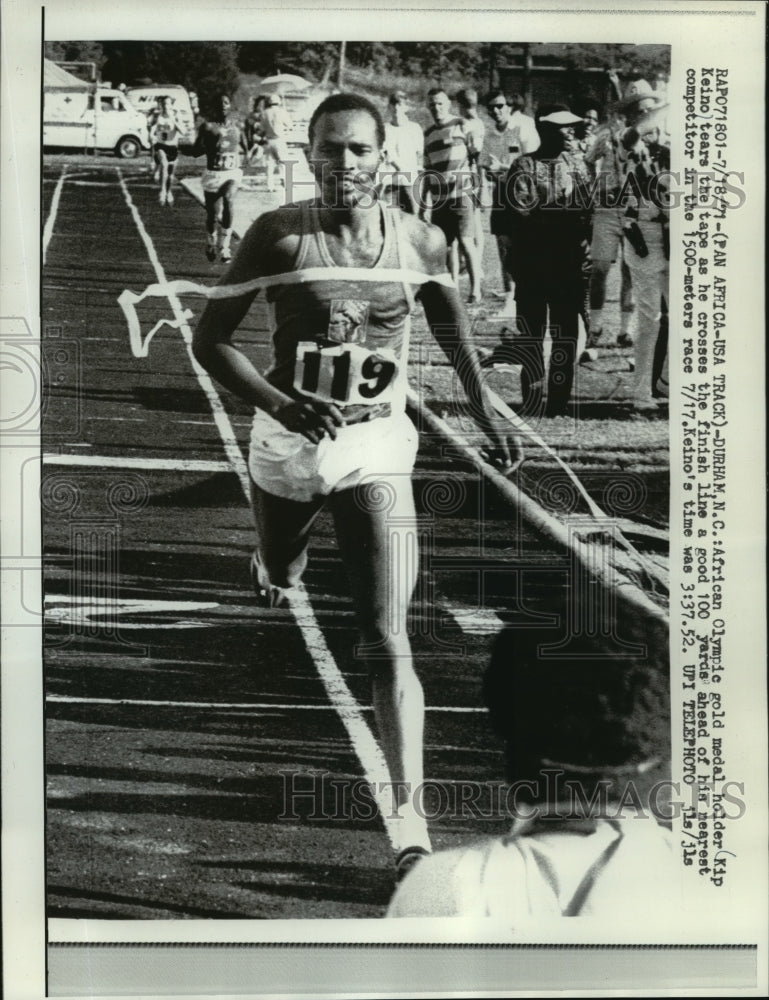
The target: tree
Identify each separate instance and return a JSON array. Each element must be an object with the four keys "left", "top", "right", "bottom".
[
  {"left": 100, "top": 42, "right": 240, "bottom": 107},
  {"left": 44, "top": 41, "right": 105, "bottom": 79}
]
